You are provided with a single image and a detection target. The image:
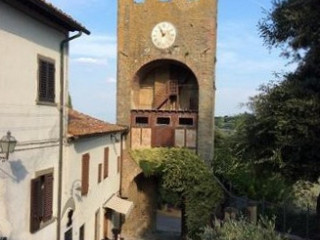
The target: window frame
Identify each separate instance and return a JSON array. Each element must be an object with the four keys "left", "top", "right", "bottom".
[
  {"left": 81, "top": 153, "right": 90, "bottom": 196},
  {"left": 135, "top": 116, "right": 149, "bottom": 126},
  {"left": 156, "top": 117, "right": 171, "bottom": 126},
  {"left": 98, "top": 163, "right": 102, "bottom": 183},
  {"left": 30, "top": 170, "right": 54, "bottom": 233},
  {"left": 178, "top": 117, "right": 194, "bottom": 127},
  {"left": 104, "top": 148, "right": 109, "bottom": 179},
  {"left": 37, "top": 55, "right": 56, "bottom": 105}
]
